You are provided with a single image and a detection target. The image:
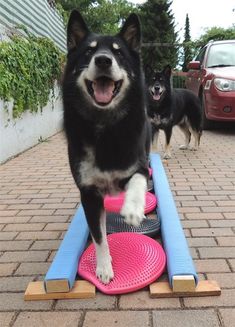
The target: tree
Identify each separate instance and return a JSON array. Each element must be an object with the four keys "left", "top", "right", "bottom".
[
  {"left": 139, "top": 0, "right": 178, "bottom": 70},
  {"left": 56, "top": 0, "right": 136, "bottom": 34},
  {"left": 182, "top": 13, "right": 193, "bottom": 72},
  {"left": 196, "top": 26, "right": 235, "bottom": 47}
]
